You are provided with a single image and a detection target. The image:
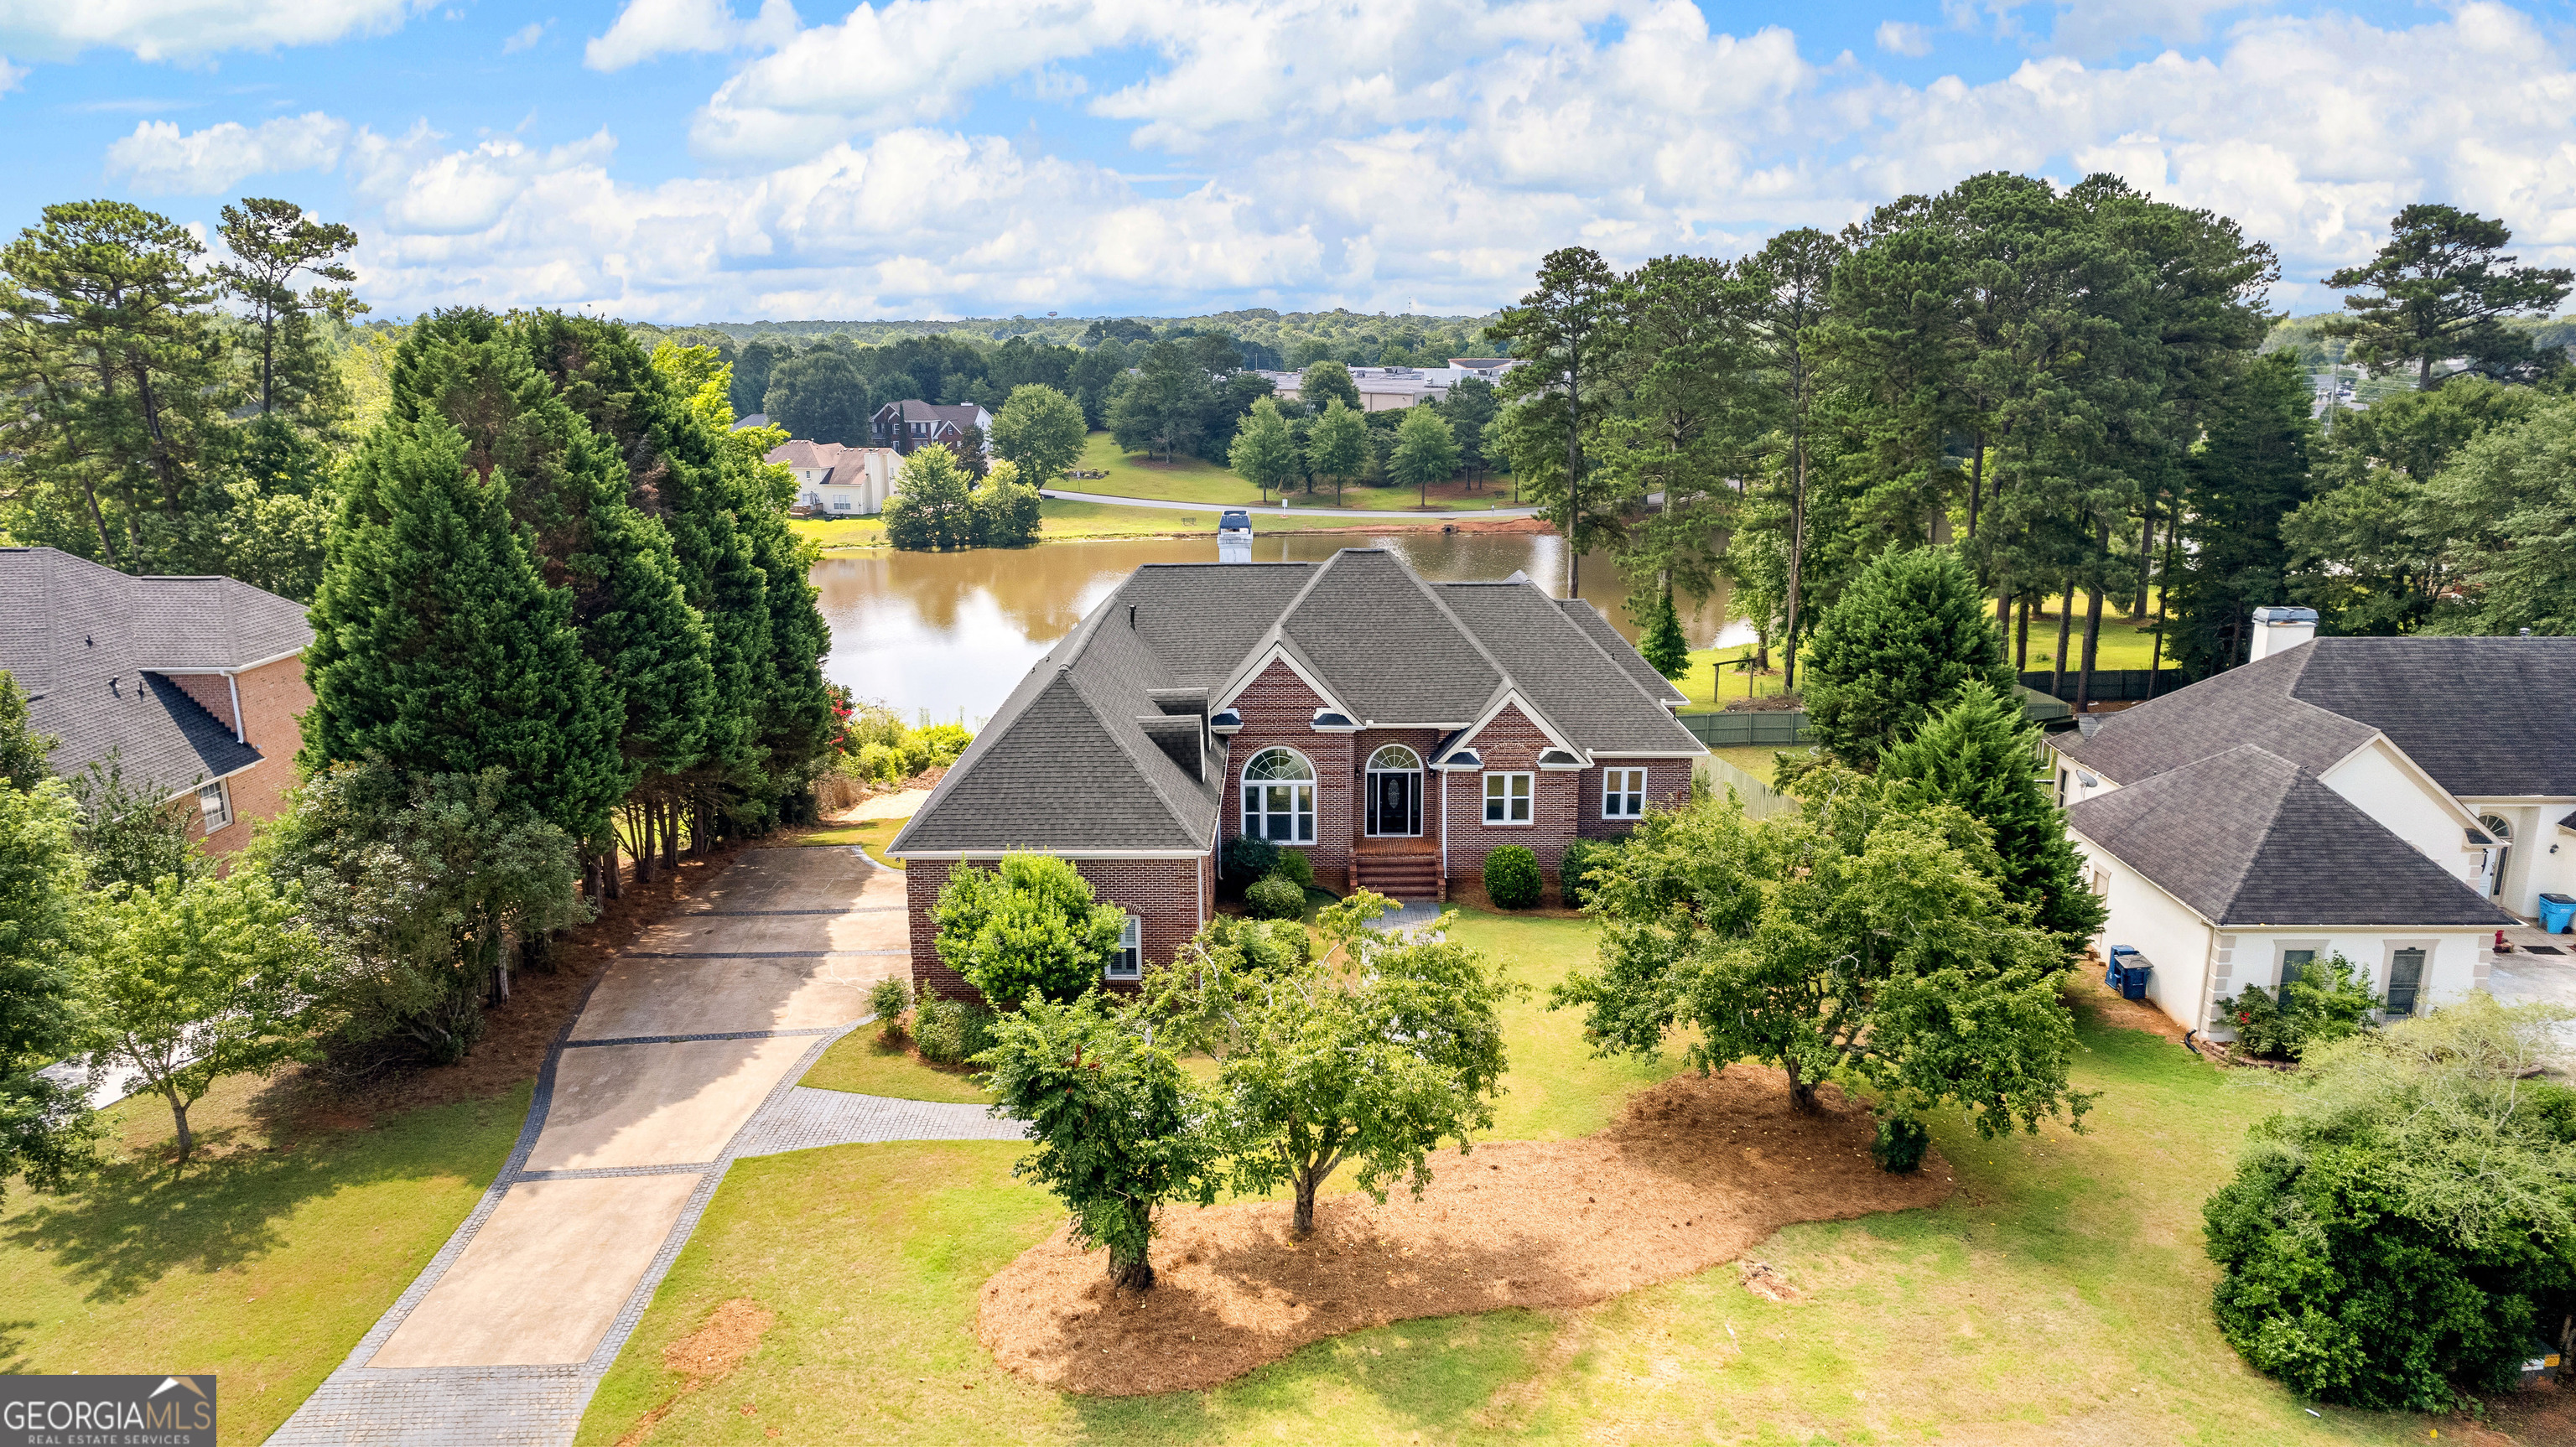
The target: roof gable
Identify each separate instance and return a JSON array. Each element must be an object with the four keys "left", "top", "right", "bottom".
[
  {"left": 1440, "top": 582, "right": 1703, "bottom": 754},
  {"left": 2068, "top": 744, "right": 2511, "bottom": 927},
  {"left": 1274, "top": 550, "right": 1499, "bottom": 724},
  {"left": 2284, "top": 637, "right": 2576, "bottom": 796},
  {"left": 1554, "top": 596, "right": 1688, "bottom": 706}
]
